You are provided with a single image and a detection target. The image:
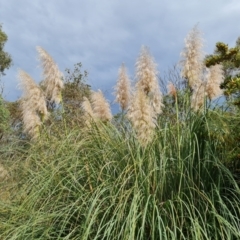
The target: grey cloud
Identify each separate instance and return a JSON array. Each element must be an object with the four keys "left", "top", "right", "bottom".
[{"left": 1, "top": 0, "right": 240, "bottom": 105}]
